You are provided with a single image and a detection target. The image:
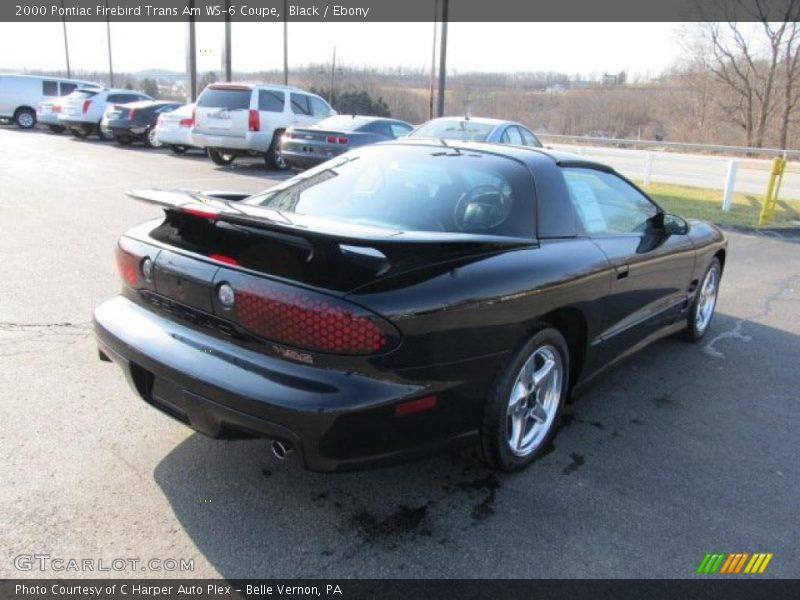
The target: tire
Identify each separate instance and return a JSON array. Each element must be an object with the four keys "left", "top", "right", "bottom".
[
  {"left": 14, "top": 108, "right": 36, "bottom": 129},
  {"left": 143, "top": 126, "right": 162, "bottom": 148},
  {"left": 114, "top": 135, "right": 133, "bottom": 145},
  {"left": 683, "top": 257, "right": 721, "bottom": 341},
  {"left": 170, "top": 144, "right": 188, "bottom": 154},
  {"left": 48, "top": 125, "right": 66, "bottom": 134},
  {"left": 481, "top": 327, "right": 569, "bottom": 472},
  {"left": 264, "top": 133, "right": 289, "bottom": 170},
  {"left": 96, "top": 121, "right": 112, "bottom": 141},
  {"left": 208, "top": 148, "right": 236, "bottom": 166},
  {"left": 71, "top": 128, "right": 89, "bottom": 138}
]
